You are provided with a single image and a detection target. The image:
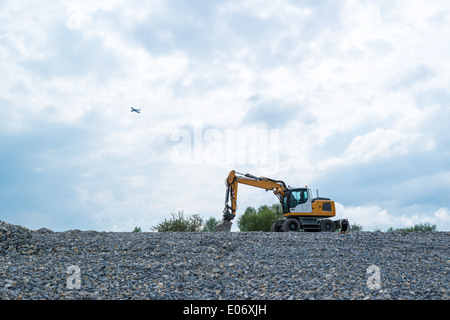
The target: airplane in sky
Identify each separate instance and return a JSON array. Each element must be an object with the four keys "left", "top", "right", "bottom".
[{"left": 131, "top": 107, "right": 141, "bottom": 113}]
